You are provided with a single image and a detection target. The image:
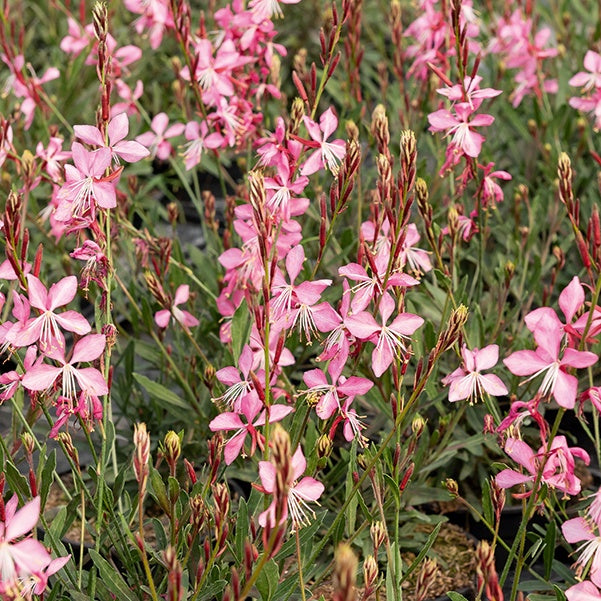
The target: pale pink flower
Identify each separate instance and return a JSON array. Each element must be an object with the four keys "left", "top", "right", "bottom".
[
  {"left": 258, "top": 447, "right": 324, "bottom": 529},
  {"left": 56, "top": 143, "right": 119, "bottom": 224},
  {"left": 428, "top": 101, "right": 494, "bottom": 158},
  {"left": 504, "top": 313, "right": 597, "bottom": 409},
  {"left": 60, "top": 17, "right": 93, "bottom": 56},
  {"left": 299, "top": 108, "right": 346, "bottom": 176},
  {"left": 249, "top": 0, "right": 301, "bottom": 21},
  {"left": 154, "top": 284, "right": 199, "bottom": 329},
  {"left": 346, "top": 293, "right": 424, "bottom": 377},
  {"left": 182, "top": 121, "right": 224, "bottom": 170},
  {"left": 303, "top": 362, "right": 373, "bottom": 420},
  {"left": 74, "top": 113, "right": 150, "bottom": 164},
  {"left": 136, "top": 113, "right": 184, "bottom": 160},
  {"left": 566, "top": 581, "right": 601, "bottom": 601},
  {"left": 496, "top": 436, "right": 589, "bottom": 496},
  {"left": 8, "top": 274, "right": 91, "bottom": 352},
  {"left": 570, "top": 50, "right": 601, "bottom": 92},
  {"left": 22, "top": 333, "right": 108, "bottom": 398},
  {"left": 562, "top": 487, "right": 601, "bottom": 587},
  {"left": 442, "top": 344, "right": 508, "bottom": 403},
  {"left": 0, "top": 496, "right": 52, "bottom": 591},
  {"left": 209, "top": 393, "right": 293, "bottom": 464}
]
